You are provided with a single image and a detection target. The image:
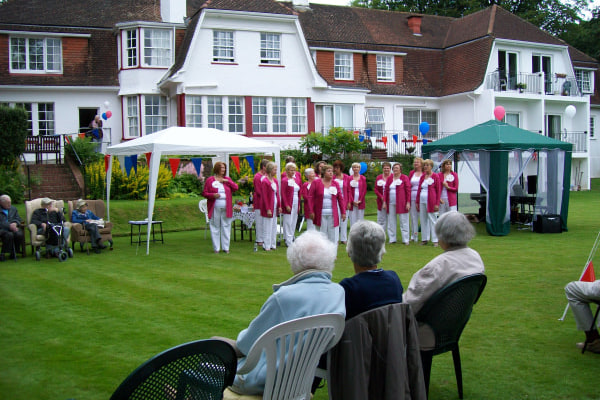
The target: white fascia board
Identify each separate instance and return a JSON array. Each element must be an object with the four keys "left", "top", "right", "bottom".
[
  {"left": 0, "top": 30, "right": 91, "bottom": 38},
  {"left": 494, "top": 38, "right": 568, "bottom": 52},
  {"left": 0, "top": 85, "right": 118, "bottom": 92},
  {"left": 310, "top": 46, "right": 407, "bottom": 57},
  {"left": 202, "top": 8, "right": 298, "bottom": 24},
  {"left": 293, "top": 19, "right": 328, "bottom": 89},
  {"left": 115, "top": 21, "right": 184, "bottom": 29}
]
